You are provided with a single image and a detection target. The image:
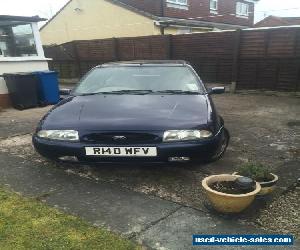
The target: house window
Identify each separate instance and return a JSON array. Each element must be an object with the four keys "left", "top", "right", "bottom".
[
  {"left": 166, "top": 0, "right": 188, "bottom": 10},
  {"left": 0, "top": 23, "right": 37, "bottom": 57},
  {"left": 167, "top": 0, "right": 187, "bottom": 6},
  {"left": 236, "top": 2, "right": 249, "bottom": 17},
  {"left": 210, "top": 0, "right": 218, "bottom": 11}
]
